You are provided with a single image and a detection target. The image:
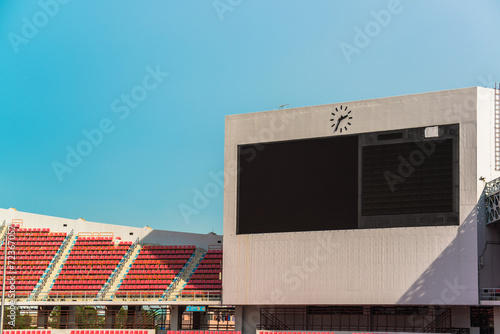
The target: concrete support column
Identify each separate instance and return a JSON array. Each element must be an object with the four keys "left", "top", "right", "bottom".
[
  {"left": 37, "top": 306, "right": 52, "bottom": 329},
  {"left": 363, "top": 306, "right": 371, "bottom": 331},
  {"left": 170, "top": 306, "right": 179, "bottom": 331},
  {"left": 126, "top": 305, "right": 136, "bottom": 329},
  {"left": 241, "top": 306, "right": 260, "bottom": 334},
  {"left": 106, "top": 305, "right": 122, "bottom": 329},
  {"left": 192, "top": 312, "right": 201, "bottom": 330},
  {"left": 68, "top": 306, "right": 77, "bottom": 329},
  {"left": 199, "top": 310, "right": 210, "bottom": 329},
  {"left": 60, "top": 306, "right": 70, "bottom": 329},
  {"left": 451, "top": 306, "right": 470, "bottom": 329},
  {"left": 126, "top": 305, "right": 143, "bottom": 329},
  {"left": 234, "top": 306, "right": 243, "bottom": 333},
  {"left": 494, "top": 306, "right": 500, "bottom": 334},
  {"left": 170, "top": 306, "right": 185, "bottom": 330}
]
